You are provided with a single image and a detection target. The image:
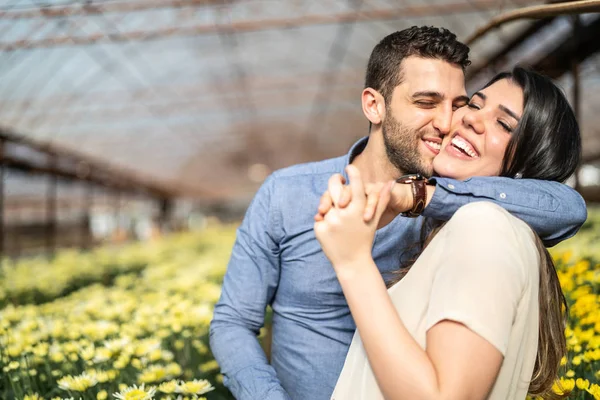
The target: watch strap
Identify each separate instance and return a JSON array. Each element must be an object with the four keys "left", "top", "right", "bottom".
[{"left": 395, "top": 174, "right": 428, "bottom": 218}]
